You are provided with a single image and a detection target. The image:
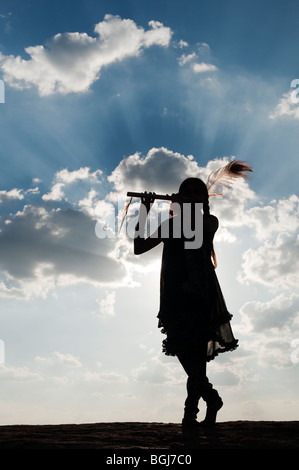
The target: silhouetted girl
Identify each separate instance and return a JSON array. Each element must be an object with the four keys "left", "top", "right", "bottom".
[{"left": 134, "top": 161, "right": 252, "bottom": 427}]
